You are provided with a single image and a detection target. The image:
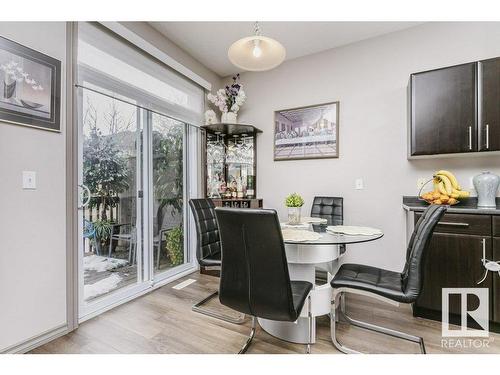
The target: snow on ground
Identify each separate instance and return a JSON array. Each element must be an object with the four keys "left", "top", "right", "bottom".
[
  {"left": 84, "top": 273, "right": 123, "bottom": 300},
  {"left": 84, "top": 255, "right": 128, "bottom": 273}
]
